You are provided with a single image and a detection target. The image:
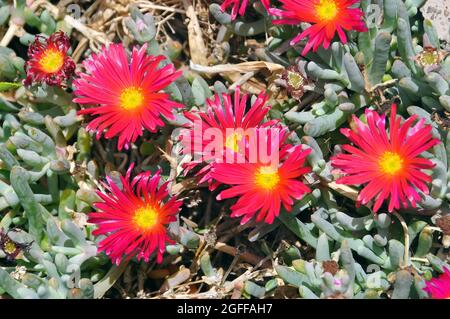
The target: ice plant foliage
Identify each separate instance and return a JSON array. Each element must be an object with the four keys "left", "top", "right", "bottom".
[
  {"left": 211, "top": 128, "right": 312, "bottom": 224},
  {"left": 89, "top": 165, "right": 182, "bottom": 265},
  {"left": 331, "top": 105, "right": 440, "bottom": 213},
  {"left": 221, "top": 0, "right": 270, "bottom": 20},
  {"left": 74, "top": 43, "right": 182, "bottom": 150},
  {"left": 24, "top": 31, "right": 75, "bottom": 86},
  {"left": 266, "top": 0, "right": 367, "bottom": 55},
  {"left": 180, "top": 87, "right": 277, "bottom": 189},
  {"left": 424, "top": 268, "right": 450, "bottom": 299}
]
